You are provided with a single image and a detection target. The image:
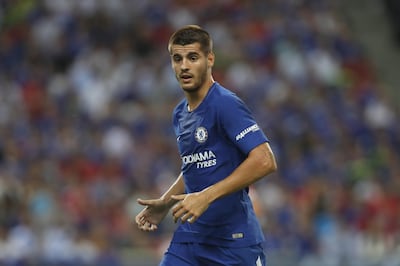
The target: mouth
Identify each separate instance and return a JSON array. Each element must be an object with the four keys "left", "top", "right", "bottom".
[{"left": 180, "top": 73, "right": 193, "bottom": 83}]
